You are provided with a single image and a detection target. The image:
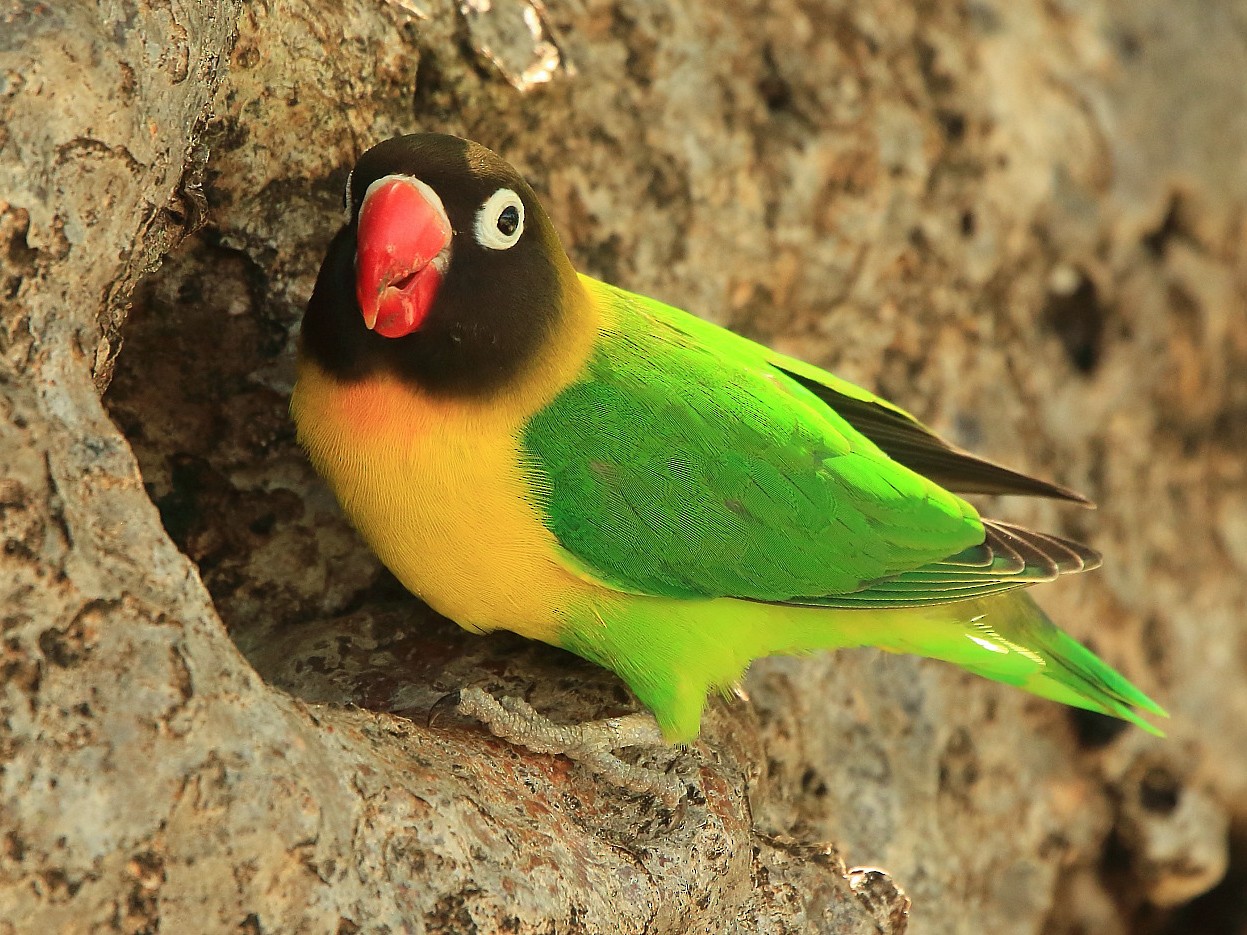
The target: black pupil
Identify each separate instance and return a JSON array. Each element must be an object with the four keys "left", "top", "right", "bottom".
[{"left": 497, "top": 205, "right": 520, "bottom": 237}]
